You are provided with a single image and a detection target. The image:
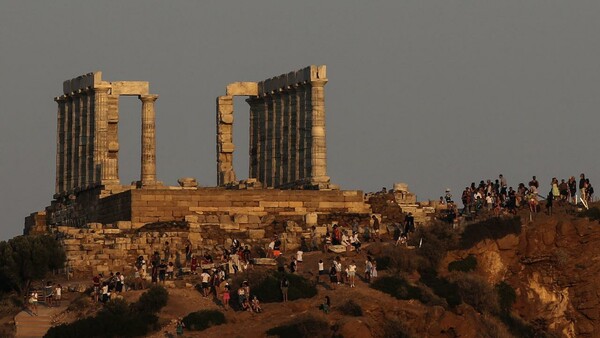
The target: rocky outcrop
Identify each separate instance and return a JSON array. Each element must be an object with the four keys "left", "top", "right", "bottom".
[{"left": 442, "top": 212, "right": 600, "bottom": 337}]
